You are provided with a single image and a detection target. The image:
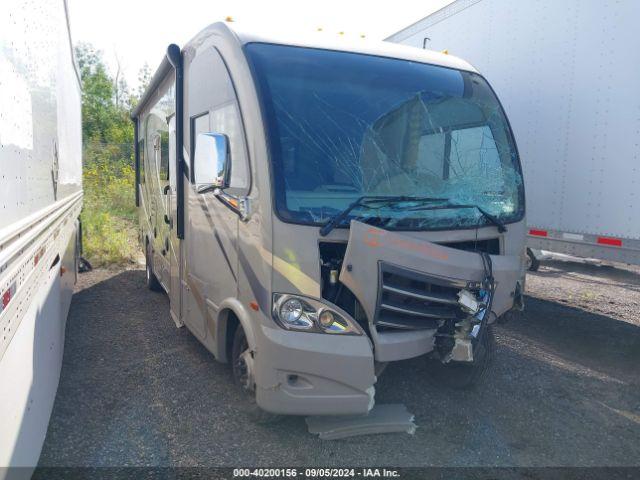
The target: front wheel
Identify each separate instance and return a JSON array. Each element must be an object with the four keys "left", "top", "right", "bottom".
[
  {"left": 425, "top": 326, "right": 495, "bottom": 389},
  {"left": 231, "top": 326, "right": 281, "bottom": 424}
]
